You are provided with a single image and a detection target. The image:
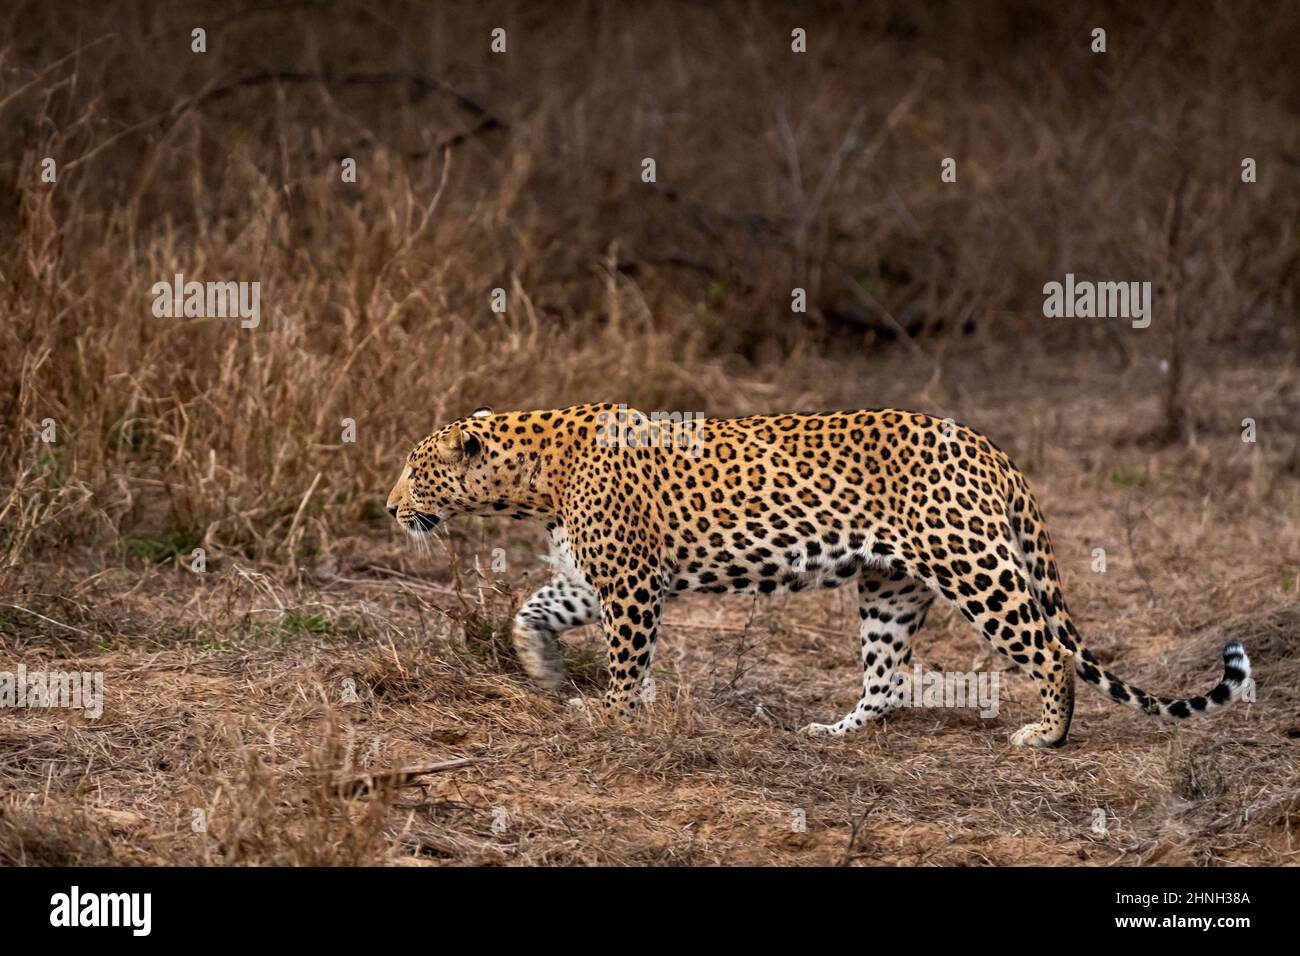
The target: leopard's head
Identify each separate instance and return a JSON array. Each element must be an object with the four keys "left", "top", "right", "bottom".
[{"left": 387, "top": 407, "right": 498, "bottom": 535}]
